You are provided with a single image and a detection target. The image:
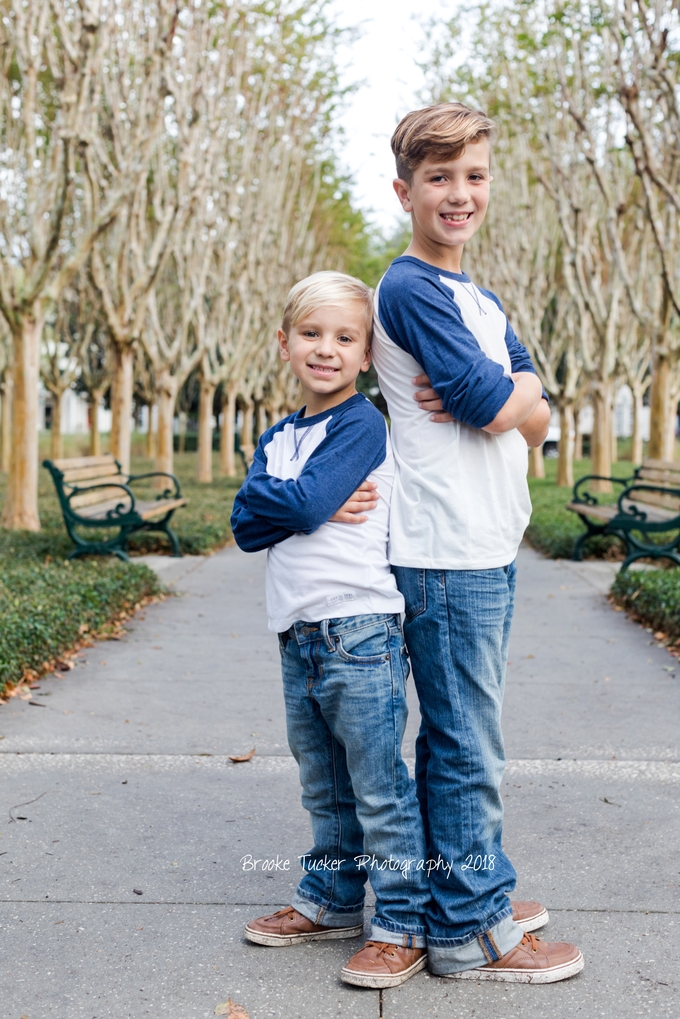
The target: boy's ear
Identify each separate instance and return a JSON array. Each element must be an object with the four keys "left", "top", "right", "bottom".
[
  {"left": 393, "top": 178, "right": 413, "bottom": 213},
  {"left": 360, "top": 346, "right": 372, "bottom": 373},
  {"left": 278, "top": 328, "right": 290, "bottom": 362}
]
